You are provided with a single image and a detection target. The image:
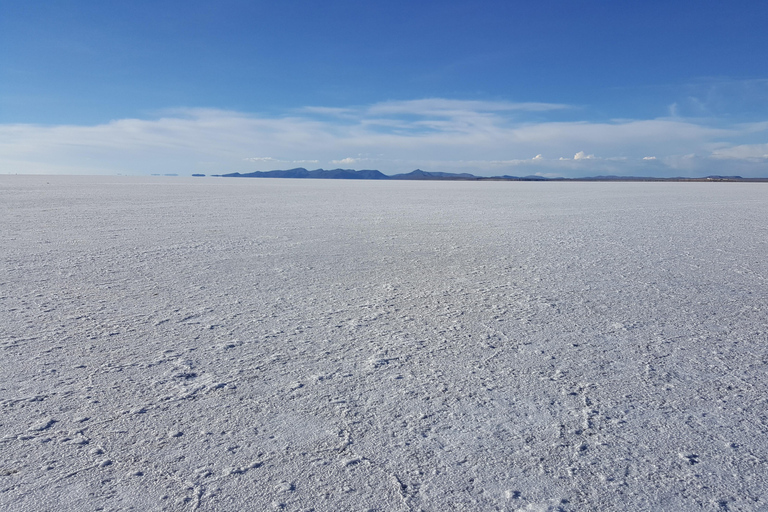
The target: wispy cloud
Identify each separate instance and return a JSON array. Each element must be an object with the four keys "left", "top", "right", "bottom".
[
  {"left": 244, "top": 157, "right": 281, "bottom": 162},
  {"left": 2, "top": 99, "right": 768, "bottom": 177},
  {"left": 364, "top": 98, "right": 570, "bottom": 116},
  {"left": 302, "top": 99, "right": 570, "bottom": 119},
  {"left": 675, "top": 78, "right": 768, "bottom": 119},
  {"left": 331, "top": 157, "right": 360, "bottom": 165},
  {"left": 711, "top": 143, "right": 768, "bottom": 160}
]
